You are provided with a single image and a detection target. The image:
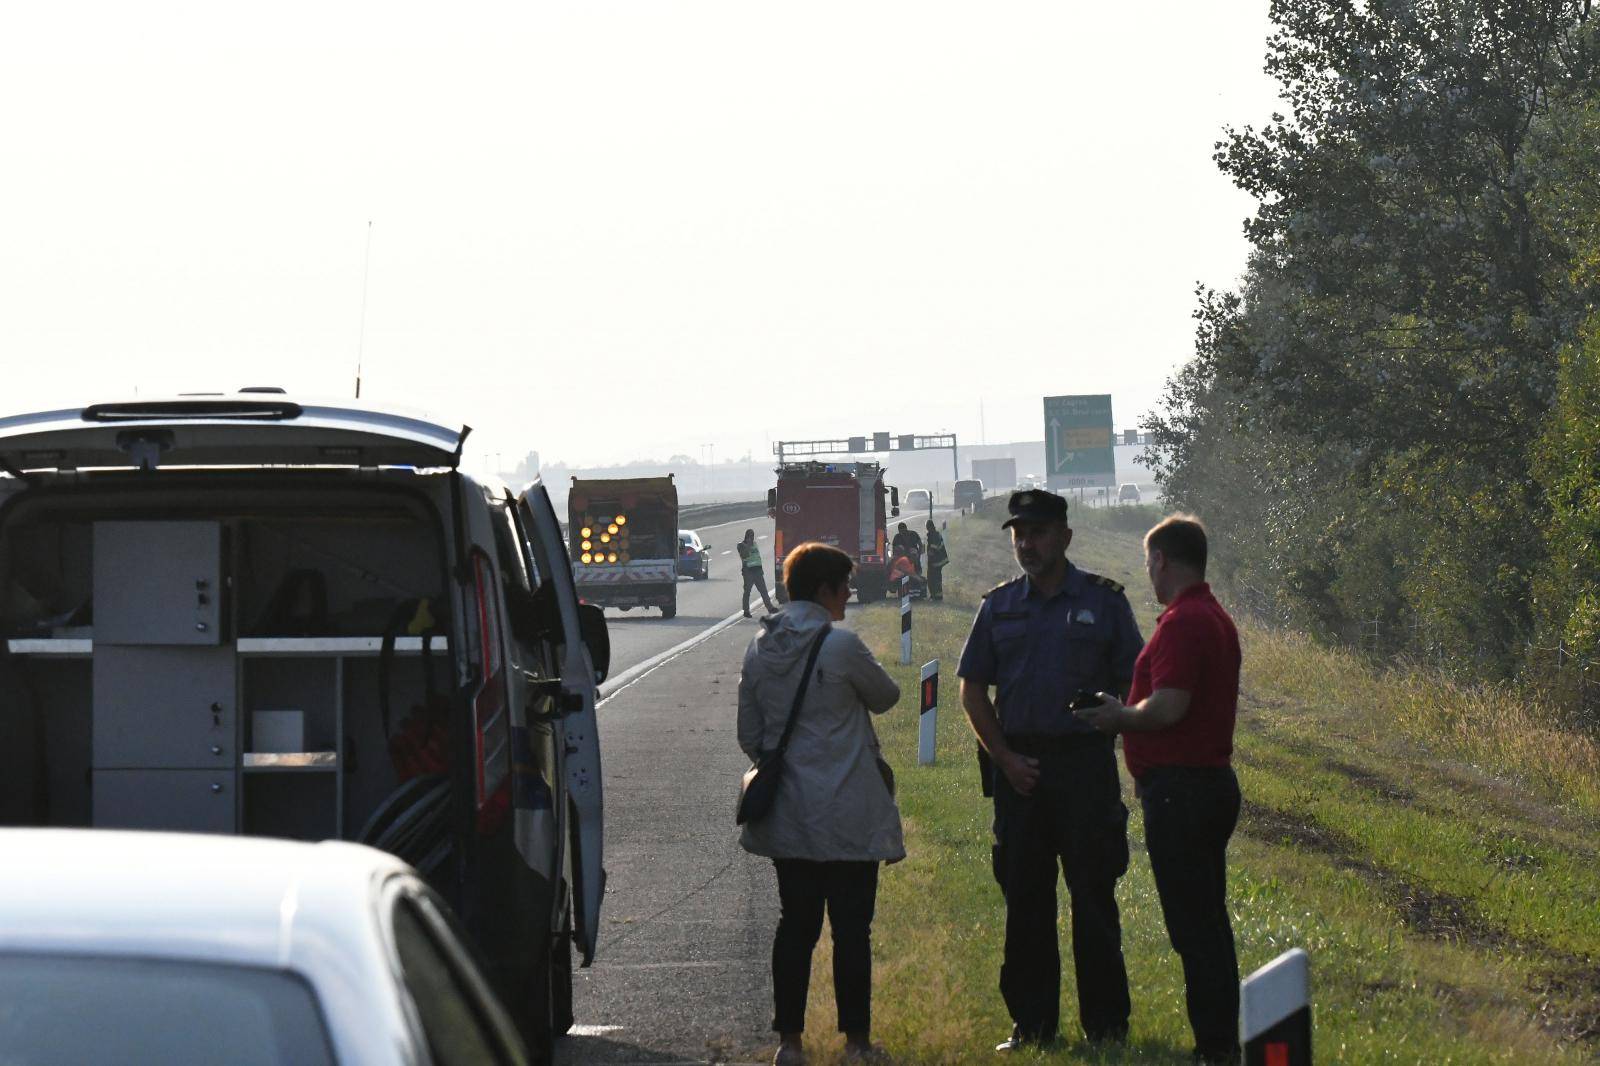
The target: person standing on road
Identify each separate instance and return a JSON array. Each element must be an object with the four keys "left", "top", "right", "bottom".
[
  {"left": 1075, "top": 515, "right": 1243, "bottom": 1064},
  {"left": 925, "top": 520, "right": 948, "bottom": 601},
  {"left": 738, "top": 542, "right": 904, "bottom": 1065},
  {"left": 738, "top": 529, "right": 776, "bottom": 617},
  {"left": 956, "top": 490, "right": 1143, "bottom": 1052}
]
